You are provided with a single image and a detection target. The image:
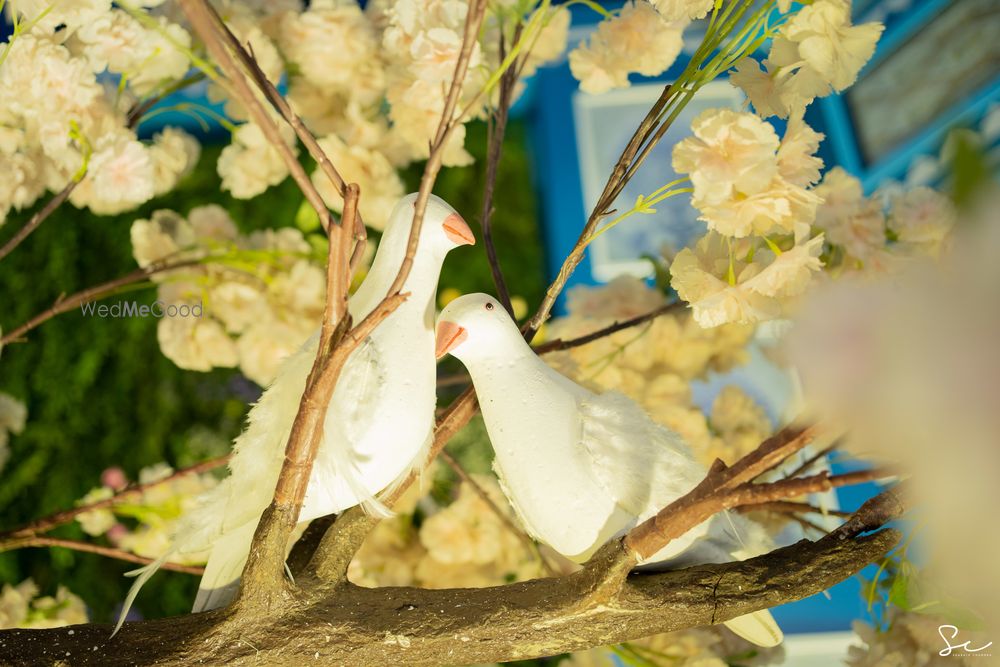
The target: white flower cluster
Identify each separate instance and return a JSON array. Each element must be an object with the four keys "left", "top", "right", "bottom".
[
  {"left": 543, "top": 277, "right": 772, "bottom": 466},
  {"left": 0, "top": 579, "right": 87, "bottom": 630},
  {"left": 348, "top": 470, "right": 563, "bottom": 589},
  {"left": 731, "top": 0, "right": 884, "bottom": 118},
  {"left": 569, "top": 1, "right": 687, "bottom": 95},
  {"left": 75, "top": 462, "right": 218, "bottom": 565},
  {"left": 669, "top": 108, "right": 827, "bottom": 327},
  {"left": 0, "top": 2, "right": 199, "bottom": 223},
  {"left": 130, "top": 205, "right": 329, "bottom": 386},
  {"left": 814, "top": 167, "right": 957, "bottom": 273},
  {"left": 0, "top": 393, "right": 27, "bottom": 474}
]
